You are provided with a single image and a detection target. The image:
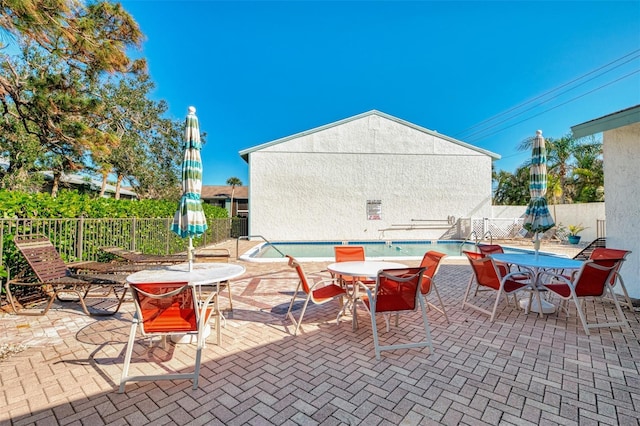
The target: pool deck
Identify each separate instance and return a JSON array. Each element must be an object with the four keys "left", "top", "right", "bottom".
[{"left": 2, "top": 239, "right": 639, "bottom": 425}]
